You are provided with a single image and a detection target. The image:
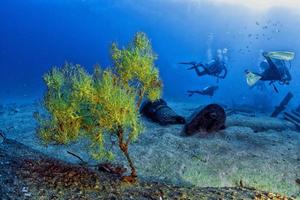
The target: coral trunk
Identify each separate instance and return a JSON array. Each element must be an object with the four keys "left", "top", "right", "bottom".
[{"left": 117, "top": 128, "right": 137, "bottom": 183}]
